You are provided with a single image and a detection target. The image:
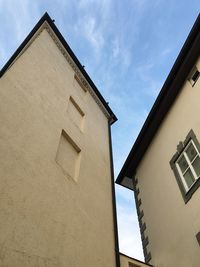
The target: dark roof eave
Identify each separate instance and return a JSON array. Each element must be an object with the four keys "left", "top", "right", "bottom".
[
  {"left": 0, "top": 12, "right": 117, "bottom": 124},
  {"left": 116, "top": 13, "right": 200, "bottom": 187}
]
